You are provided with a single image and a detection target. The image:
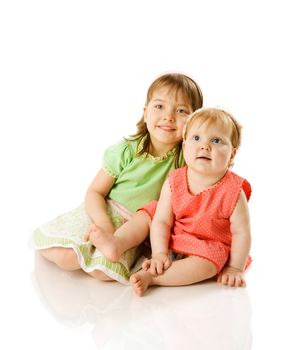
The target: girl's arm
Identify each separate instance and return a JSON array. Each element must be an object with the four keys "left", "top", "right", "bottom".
[
  {"left": 143, "top": 179, "right": 174, "bottom": 275},
  {"left": 84, "top": 169, "right": 116, "bottom": 235},
  {"left": 217, "top": 190, "right": 251, "bottom": 287}
]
